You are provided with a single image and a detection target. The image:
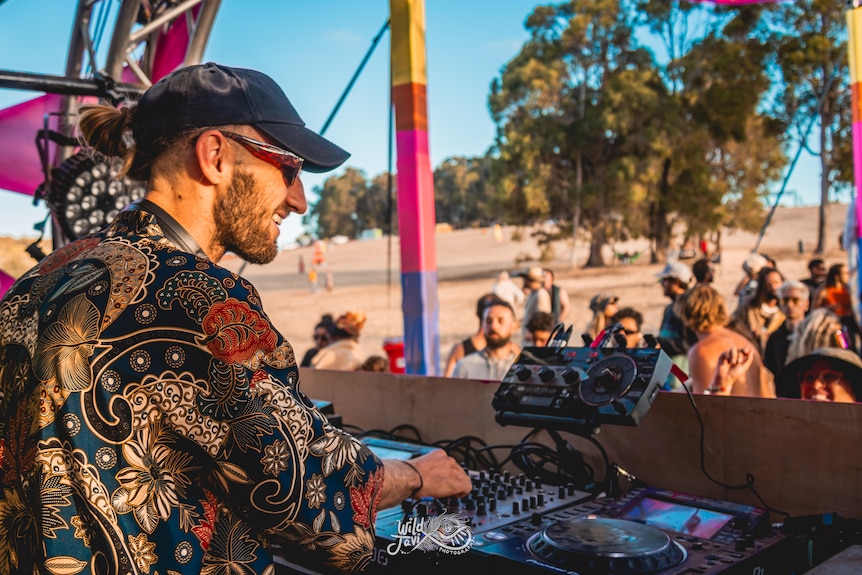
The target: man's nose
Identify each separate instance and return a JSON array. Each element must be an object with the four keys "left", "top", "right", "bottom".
[{"left": 288, "top": 178, "right": 307, "bottom": 215}]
